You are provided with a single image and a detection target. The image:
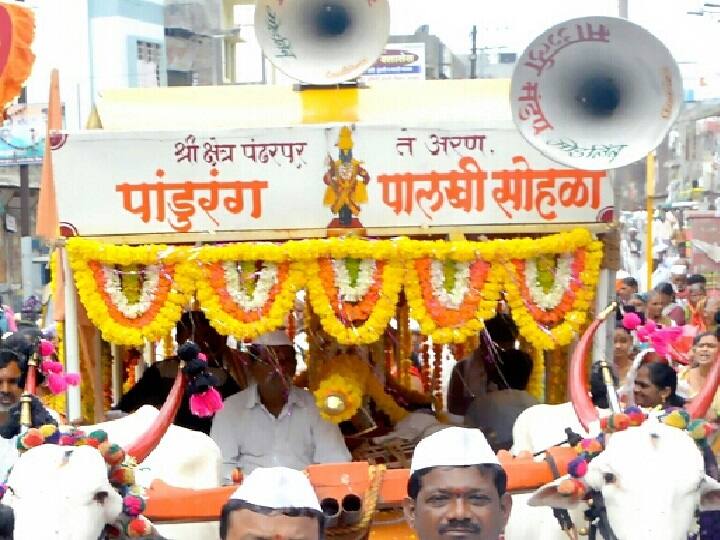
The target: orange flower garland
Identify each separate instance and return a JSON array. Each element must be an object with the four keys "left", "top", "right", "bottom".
[
  {"left": 304, "top": 257, "right": 402, "bottom": 344},
  {"left": 67, "top": 239, "right": 190, "bottom": 345},
  {"left": 192, "top": 243, "right": 305, "bottom": 339},
  {"left": 404, "top": 258, "right": 501, "bottom": 344},
  {"left": 0, "top": 4, "right": 35, "bottom": 109},
  {"left": 510, "top": 250, "right": 586, "bottom": 325},
  {"left": 317, "top": 258, "right": 384, "bottom": 323}
]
